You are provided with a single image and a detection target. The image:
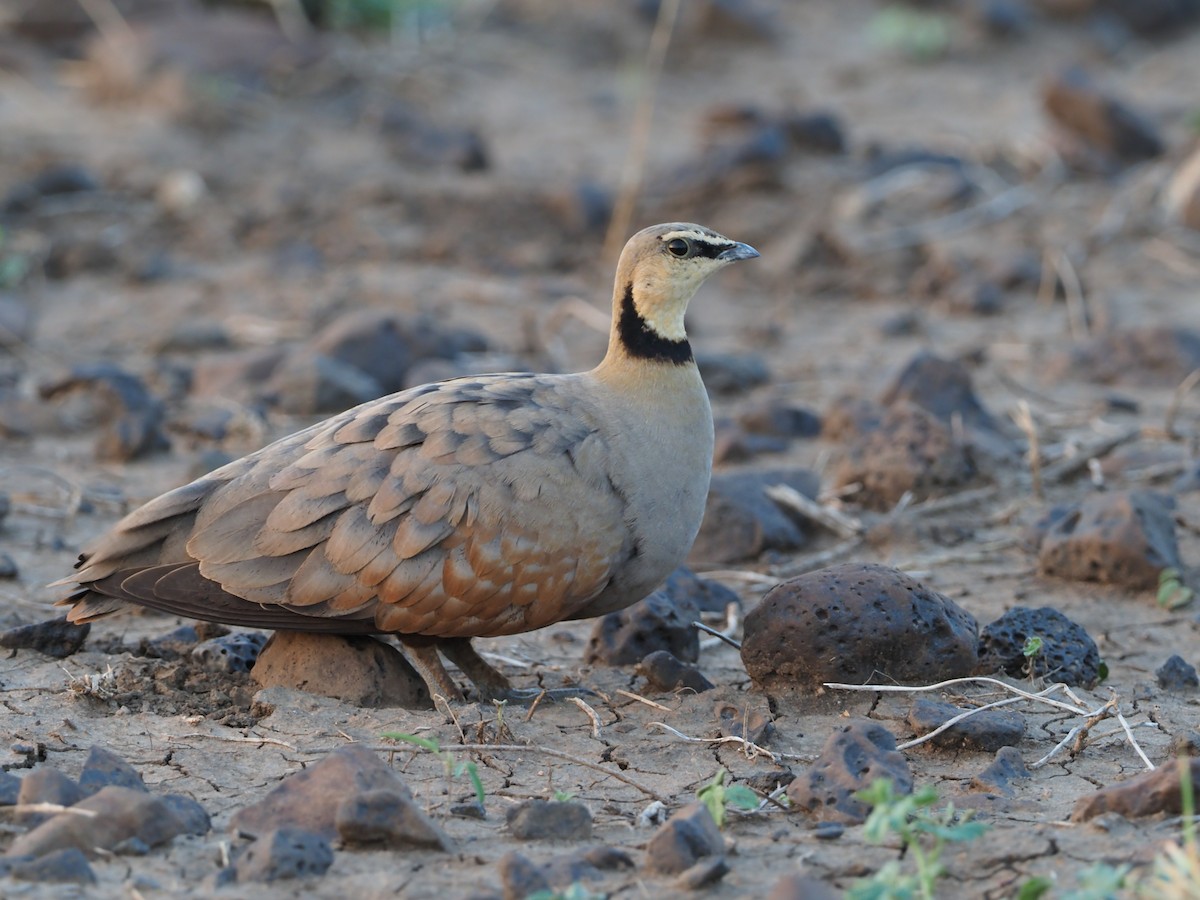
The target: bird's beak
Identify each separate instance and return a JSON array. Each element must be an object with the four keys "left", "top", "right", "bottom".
[{"left": 718, "top": 242, "right": 759, "bottom": 262}]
